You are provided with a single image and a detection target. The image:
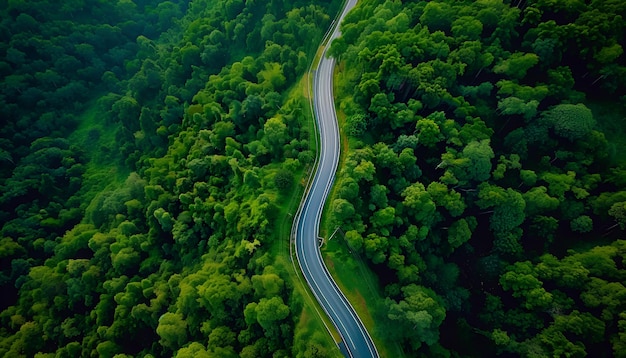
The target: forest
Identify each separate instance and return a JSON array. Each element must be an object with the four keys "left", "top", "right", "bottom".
[
  {"left": 0, "top": 0, "right": 625, "bottom": 357},
  {"left": 1, "top": 0, "right": 342, "bottom": 356},
  {"left": 327, "top": 0, "right": 626, "bottom": 356}
]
